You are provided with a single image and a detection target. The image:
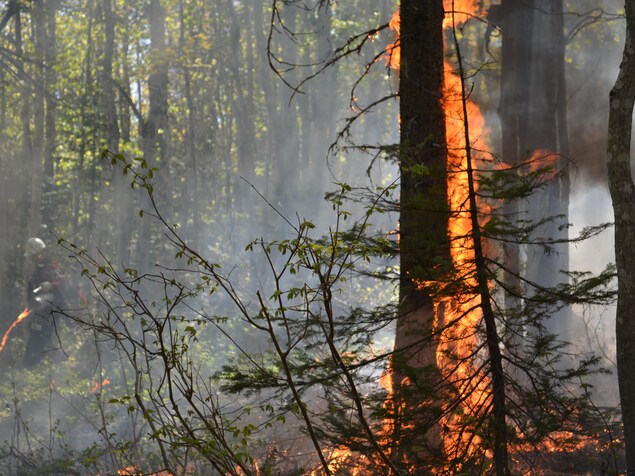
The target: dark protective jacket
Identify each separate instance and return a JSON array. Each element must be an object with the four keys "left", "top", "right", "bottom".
[{"left": 24, "top": 259, "right": 67, "bottom": 365}]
